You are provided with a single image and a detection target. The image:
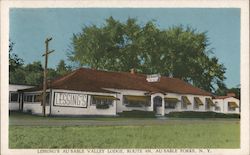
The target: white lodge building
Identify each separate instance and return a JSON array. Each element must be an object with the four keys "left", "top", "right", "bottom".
[{"left": 12, "top": 68, "right": 240, "bottom": 116}]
